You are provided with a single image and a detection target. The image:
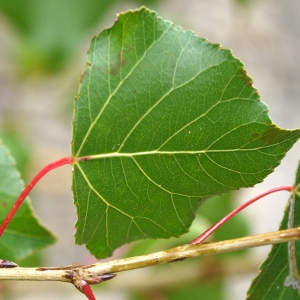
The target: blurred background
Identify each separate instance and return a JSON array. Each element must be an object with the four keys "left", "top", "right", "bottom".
[{"left": 0, "top": 0, "right": 299, "bottom": 299}]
